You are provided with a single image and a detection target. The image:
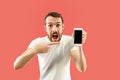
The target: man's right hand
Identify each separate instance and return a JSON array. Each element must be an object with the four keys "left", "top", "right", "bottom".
[{"left": 32, "top": 42, "right": 60, "bottom": 54}]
